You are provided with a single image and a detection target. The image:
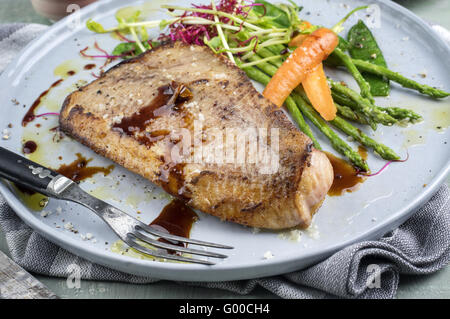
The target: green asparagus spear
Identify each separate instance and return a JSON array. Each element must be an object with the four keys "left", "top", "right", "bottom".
[
  {"left": 329, "top": 79, "right": 397, "bottom": 127},
  {"left": 331, "top": 89, "right": 357, "bottom": 106},
  {"left": 330, "top": 117, "right": 400, "bottom": 160},
  {"left": 331, "top": 91, "right": 369, "bottom": 124},
  {"left": 325, "top": 56, "right": 449, "bottom": 99},
  {"left": 331, "top": 47, "right": 375, "bottom": 104},
  {"left": 257, "top": 46, "right": 285, "bottom": 66},
  {"left": 246, "top": 54, "right": 278, "bottom": 77},
  {"left": 291, "top": 92, "right": 369, "bottom": 171},
  {"left": 335, "top": 103, "right": 366, "bottom": 124},
  {"left": 296, "top": 88, "right": 399, "bottom": 160},
  {"left": 347, "top": 20, "right": 390, "bottom": 96},
  {"left": 331, "top": 88, "right": 422, "bottom": 123},
  {"left": 284, "top": 96, "right": 321, "bottom": 149},
  {"left": 383, "top": 107, "right": 422, "bottom": 123},
  {"left": 352, "top": 59, "right": 450, "bottom": 98}
]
